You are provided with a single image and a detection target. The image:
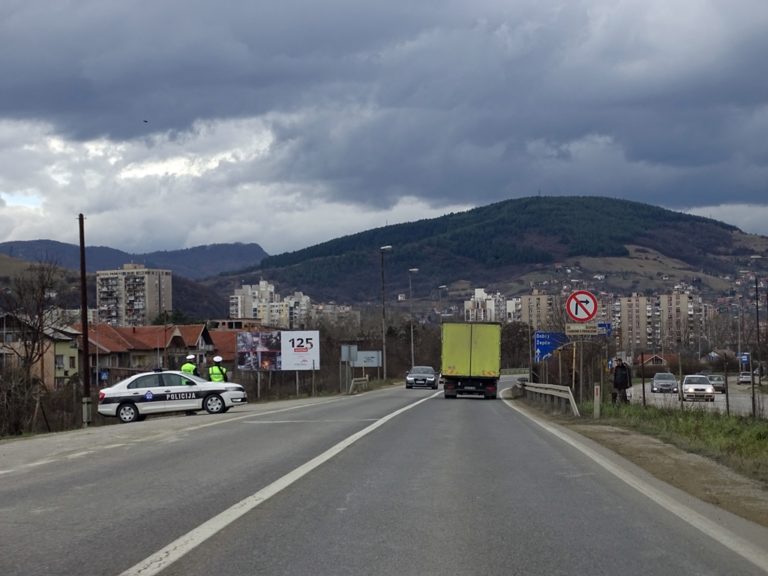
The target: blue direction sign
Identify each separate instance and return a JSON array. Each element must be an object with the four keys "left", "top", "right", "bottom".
[
  {"left": 598, "top": 322, "right": 612, "bottom": 336},
  {"left": 534, "top": 331, "right": 568, "bottom": 362}
]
